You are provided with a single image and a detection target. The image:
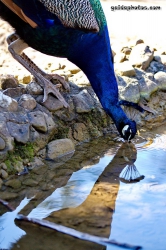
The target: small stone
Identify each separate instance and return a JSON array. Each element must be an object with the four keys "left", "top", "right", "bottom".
[
  {"left": 47, "top": 139, "right": 75, "bottom": 160},
  {"left": 28, "top": 111, "right": 47, "bottom": 132},
  {"left": 16, "top": 73, "right": 32, "bottom": 84},
  {"left": 23, "top": 178, "right": 38, "bottom": 187},
  {"left": 36, "top": 95, "right": 63, "bottom": 112},
  {"left": 129, "top": 44, "right": 154, "bottom": 70},
  {"left": 0, "top": 169, "right": 8, "bottom": 179},
  {"left": 0, "top": 191, "right": 18, "bottom": 200},
  {"left": 0, "top": 178, "right": 3, "bottom": 189},
  {"left": 138, "top": 77, "right": 158, "bottom": 100},
  {"left": 68, "top": 71, "right": 90, "bottom": 86},
  {"left": 73, "top": 123, "right": 90, "bottom": 141},
  {"left": 121, "top": 47, "right": 132, "bottom": 55},
  {"left": 26, "top": 81, "right": 43, "bottom": 95},
  {"left": 149, "top": 61, "right": 166, "bottom": 73},
  {"left": 3, "top": 86, "right": 27, "bottom": 99},
  {"left": 5, "top": 179, "right": 21, "bottom": 189},
  {"left": 0, "top": 75, "right": 18, "bottom": 90},
  {"left": 154, "top": 71, "right": 166, "bottom": 90},
  {"left": 114, "top": 52, "right": 126, "bottom": 63},
  {"left": 73, "top": 90, "right": 94, "bottom": 113},
  {"left": 135, "top": 39, "right": 144, "bottom": 45},
  {"left": 118, "top": 76, "right": 140, "bottom": 103},
  {"left": 0, "top": 92, "right": 18, "bottom": 111},
  {"left": 7, "top": 122, "right": 30, "bottom": 144},
  {"left": 0, "top": 137, "right": 5, "bottom": 150},
  {"left": 62, "top": 61, "right": 81, "bottom": 74},
  {"left": 19, "top": 94, "right": 37, "bottom": 110},
  {"left": 0, "top": 163, "right": 7, "bottom": 170},
  {"left": 115, "top": 61, "right": 136, "bottom": 77}
]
